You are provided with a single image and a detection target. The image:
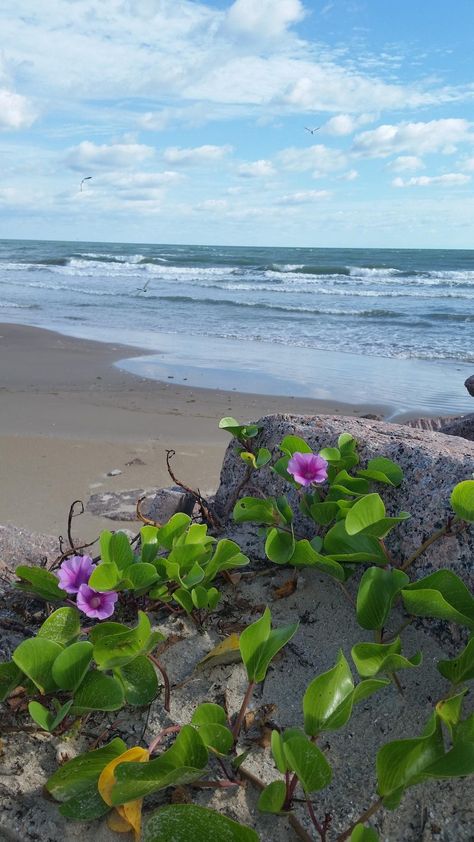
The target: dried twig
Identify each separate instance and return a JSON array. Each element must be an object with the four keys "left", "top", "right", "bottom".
[{"left": 165, "top": 449, "right": 220, "bottom": 529}]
